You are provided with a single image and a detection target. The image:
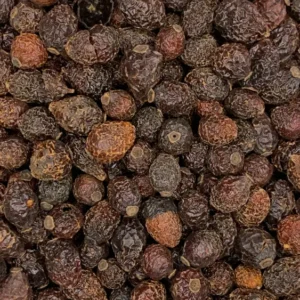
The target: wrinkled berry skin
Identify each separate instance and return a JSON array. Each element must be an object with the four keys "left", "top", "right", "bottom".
[
  {"left": 0, "top": 0, "right": 15, "bottom": 24},
  {"left": 86, "top": 121, "right": 136, "bottom": 164},
  {"left": 287, "top": 153, "right": 300, "bottom": 191},
  {"left": 234, "top": 265, "right": 263, "bottom": 290},
  {"left": 30, "top": 140, "right": 72, "bottom": 181},
  {"left": 182, "top": 230, "right": 223, "bottom": 268},
  {"left": 214, "top": 0, "right": 267, "bottom": 44},
  {"left": 117, "top": 0, "right": 165, "bottom": 30},
  {"left": 37, "top": 288, "right": 67, "bottom": 300},
  {"left": 171, "top": 268, "right": 210, "bottom": 300},
  {"left": 0, "top": 50, "right": 13, "bottom": 96},
  {"left": 237, "top": 228, "right": 276, "bottom": 270},
  {"left": 131, "top": 280, "right": 166, "bottom": 300},
  {"left": 229, "top": 288, "right": 276, "bottom": 300}
]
